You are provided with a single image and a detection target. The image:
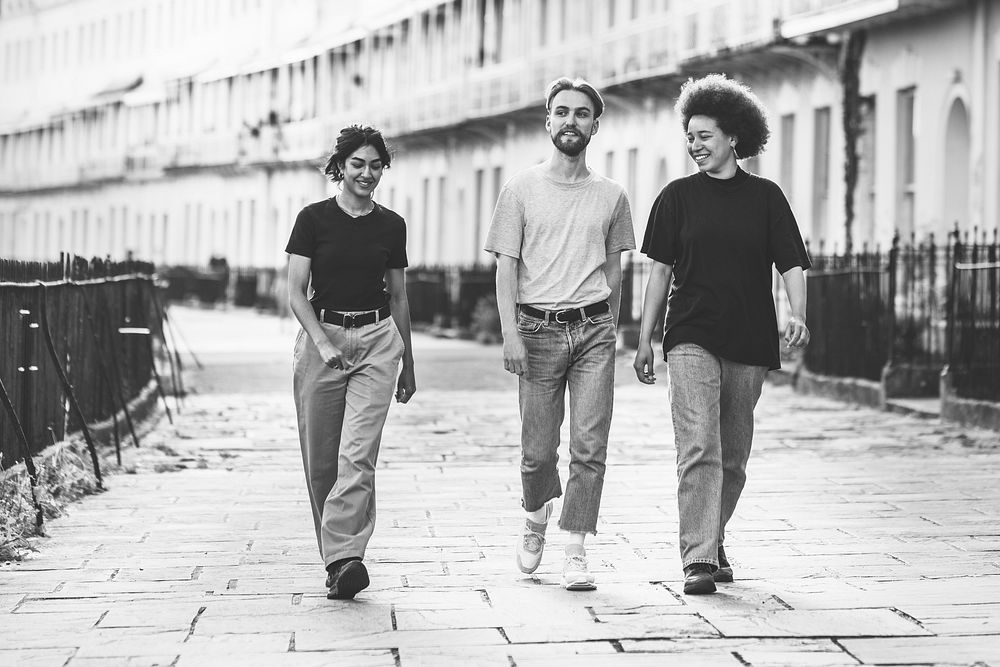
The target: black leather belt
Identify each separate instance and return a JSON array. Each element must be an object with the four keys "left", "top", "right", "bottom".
[
  {"left": 519, "top": 301, "right": 610, "bottom": 324},
  {"left": 314, "top": 304, "right": 390, "bottom": 328}
]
